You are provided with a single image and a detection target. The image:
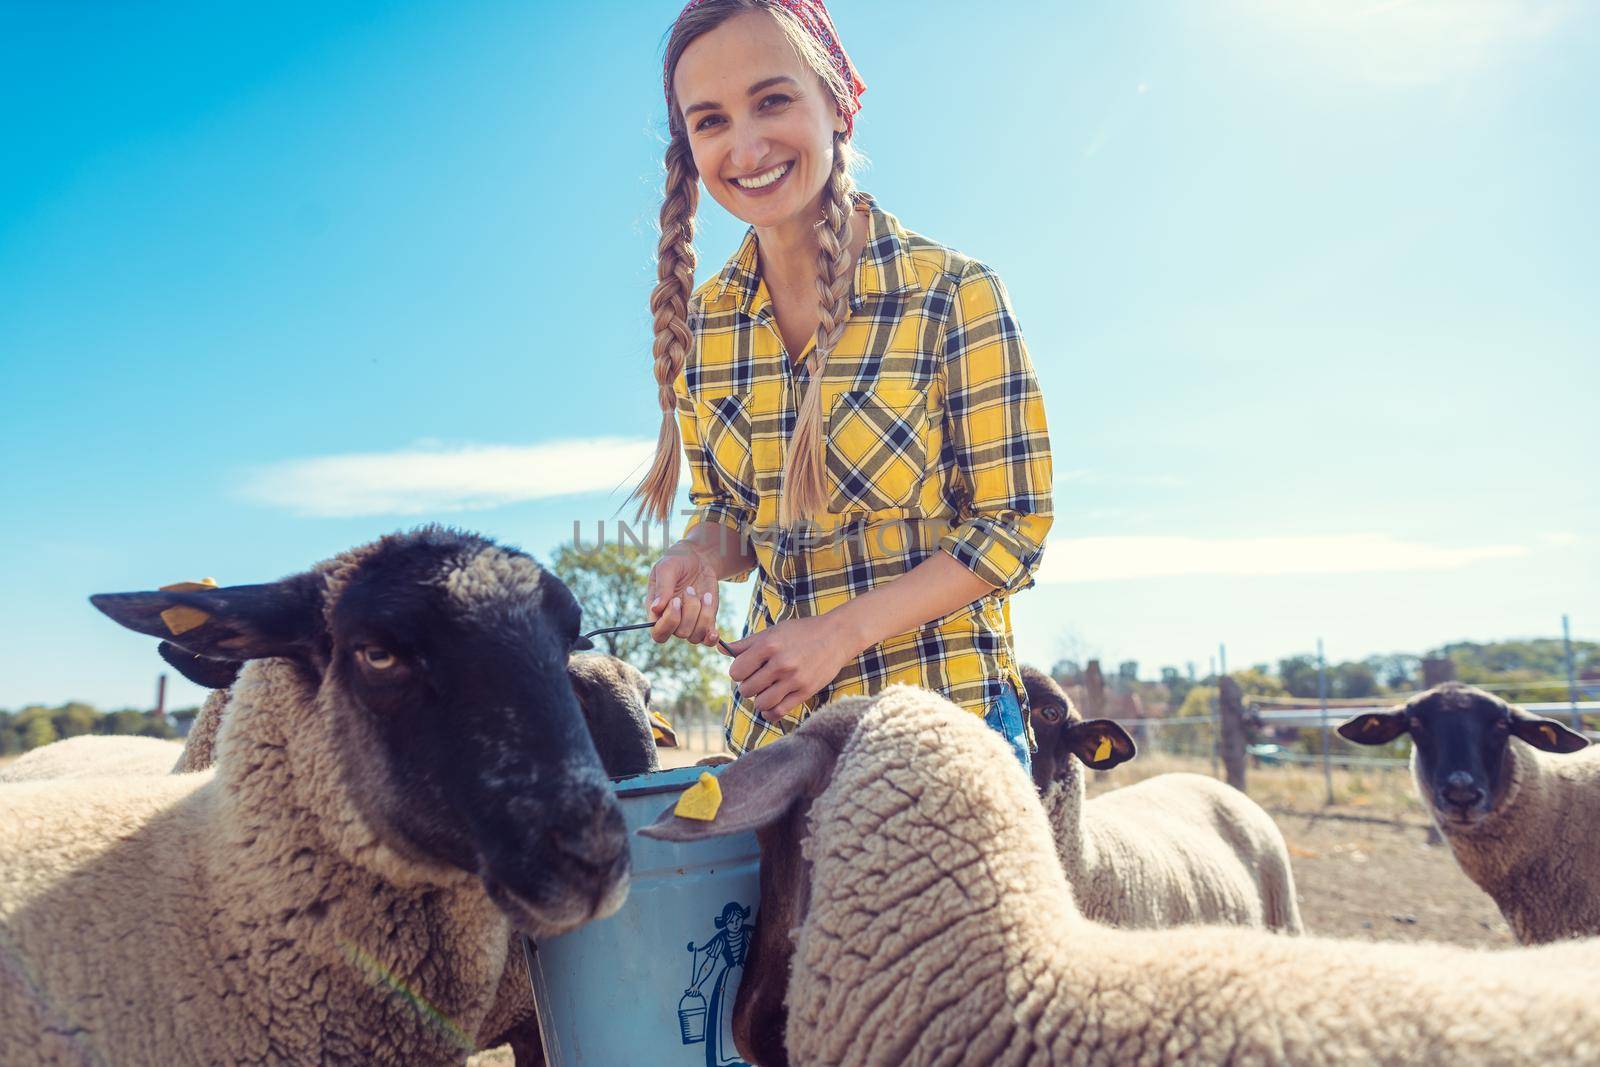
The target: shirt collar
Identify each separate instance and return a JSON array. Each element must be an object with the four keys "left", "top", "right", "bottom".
[{"left": 708, "top": 192, "right": 921, "bottom": 317}]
